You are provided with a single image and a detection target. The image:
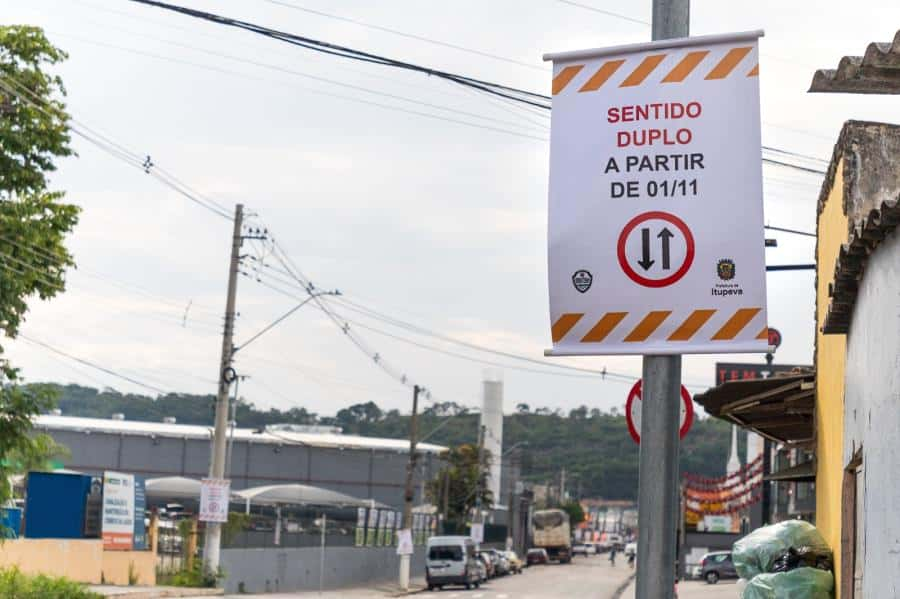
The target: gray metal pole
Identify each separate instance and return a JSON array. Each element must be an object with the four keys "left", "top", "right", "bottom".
[
  {"left": 225, "top": 375, "right": 241, "bottom": 477},
  {"left": 636, "top": 356, "right": 683, "bottom": 598},
  {"left": 319, "top": 512, "right": 327, "bottom": 595},
  {"left": 202, "top": 203, "right": 244, "bottom": 576},
  {"left": 399, "top": 385, "right": 421, "bottom": 590},
  {"left": 635, "top": 6, "right": 689, "bottom": 596}
]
